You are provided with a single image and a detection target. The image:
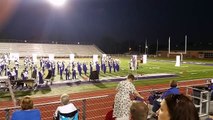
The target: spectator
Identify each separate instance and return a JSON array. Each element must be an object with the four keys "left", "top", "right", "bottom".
[
  {"left": 11, "top": 96, "right": 41, "bottom": 120},
  {"left": 152, "top": 80, "right": 180, "bottom": 112},
  {"left": 54, "top": 94, "right": 78, "bottom": 120},
  {"left": 208, "top": 79, "right": 213, "bottom": 100},
  {"left": 113, "top": 74, "right": 144, "bottom": 120},
  {"left": 157, "top": 94, "right": 199, "bottom": 120},
  {"left": 130, "top": 101, "right": 148, "bottom": 120}
]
